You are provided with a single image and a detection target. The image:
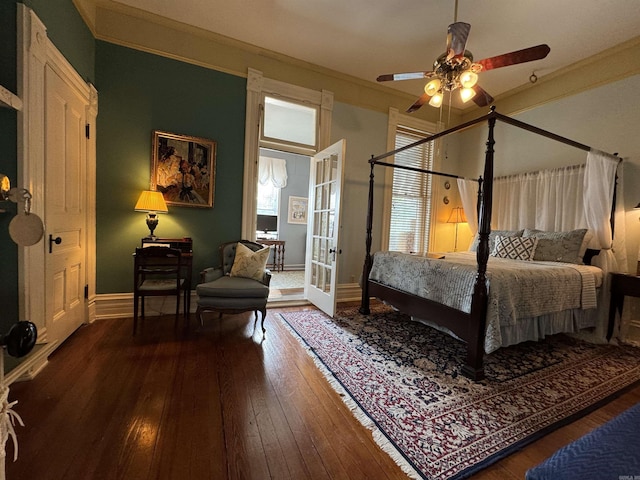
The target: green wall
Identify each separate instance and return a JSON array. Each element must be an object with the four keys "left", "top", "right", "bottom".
[
  {"left": 0, "top": 0, "right": 19, "bottom": 328},
  {"left": 95, "top": 41, "right": 247, "bottom": 293}
]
